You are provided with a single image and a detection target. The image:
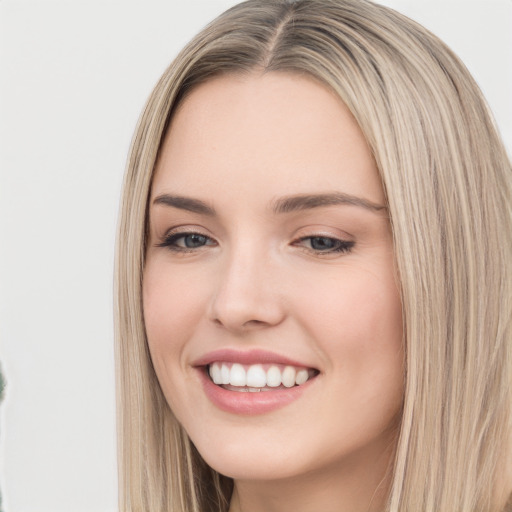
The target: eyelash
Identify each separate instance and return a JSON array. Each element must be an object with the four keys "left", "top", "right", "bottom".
[
  {"left": 157, "top": 231, "right": 355, "bottom": 255},
  {"left": 292, "top": 236, "right": 355, "bottom": 255},
  {"left": 156, "top": 231, "right": 217, "bottom": 253}
]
